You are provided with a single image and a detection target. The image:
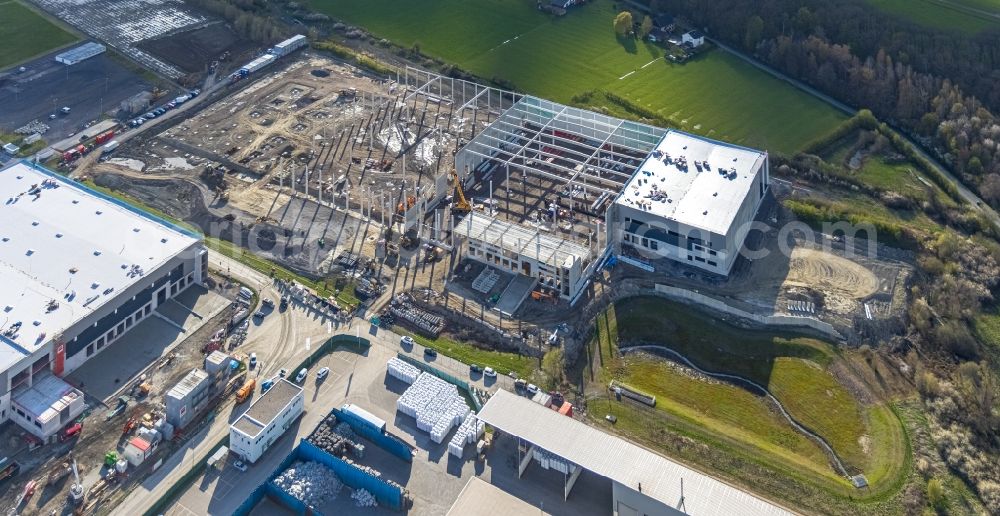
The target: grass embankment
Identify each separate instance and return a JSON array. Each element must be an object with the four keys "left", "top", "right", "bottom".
[
  {"left": 310, "top": 0, "right": 845, "bottom": 154},
  {"left": 587, "top": 296, "right": 910, "bottom": 512},
  {"left": 394, "top": 328, "right": 536, "bottom": 380},
  {"left": 0, "top": 0, "right": 78, "bottom": 69}
]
